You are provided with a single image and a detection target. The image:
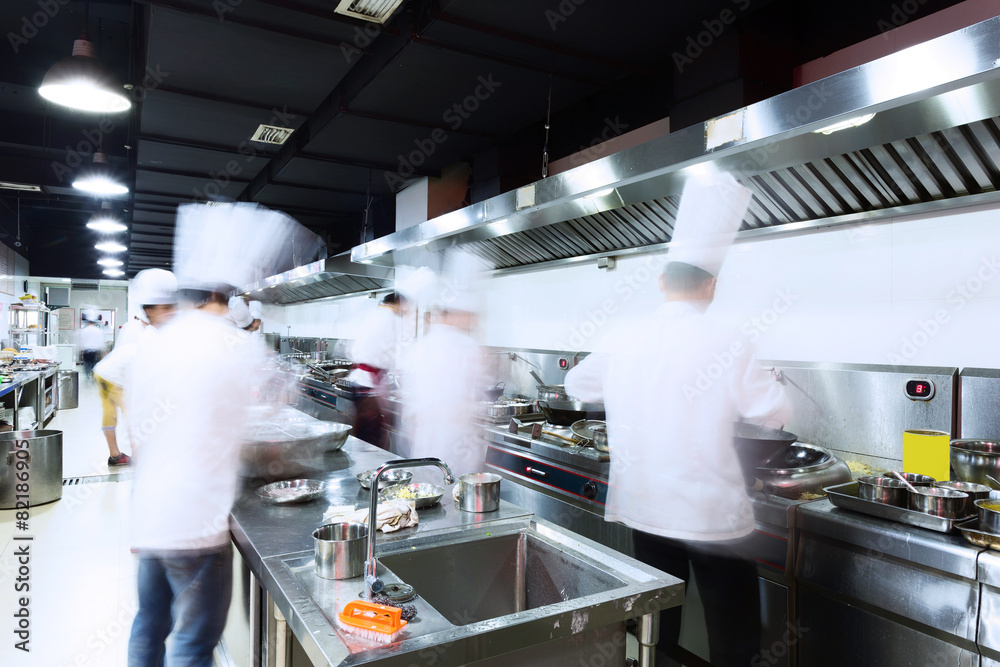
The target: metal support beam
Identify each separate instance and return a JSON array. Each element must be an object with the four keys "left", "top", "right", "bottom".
[
  {"left": 343, "top": 108, "right": 500, "bottom": 139},
  {"left": 153, "top": 85, "right": 311, "bottom": 118}
]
